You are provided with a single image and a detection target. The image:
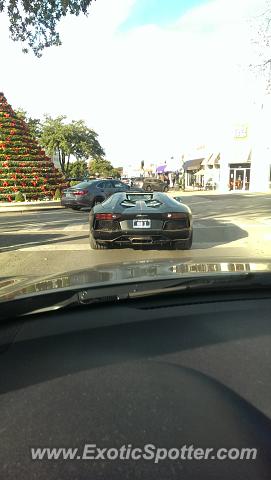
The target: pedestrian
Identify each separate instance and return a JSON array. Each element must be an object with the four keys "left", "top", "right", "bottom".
[
  {"left": 172, "top": 173, "right": 176, "bottom": 188},
  {"left": 164, "top": 174, "right": 170, "bottom": 188}
]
